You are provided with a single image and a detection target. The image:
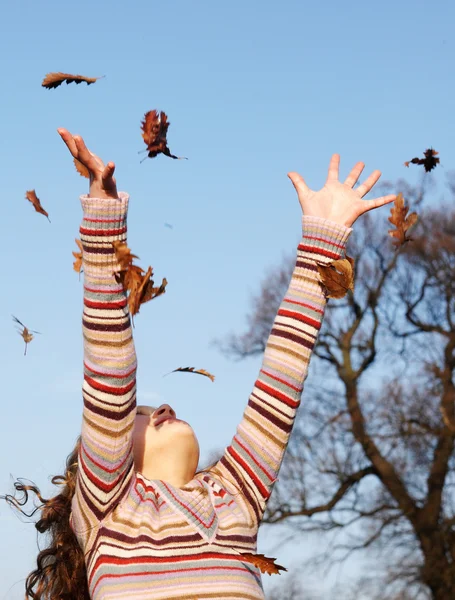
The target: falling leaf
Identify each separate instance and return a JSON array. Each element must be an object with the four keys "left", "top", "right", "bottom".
[
  {"left": 167, "top": 367, "right": 215, "bottom": 382},
  {"left": 72, "top": 239, "right": 83, "bottom": 274},
  {"left": 73, "top": 158, "right": 90, "bottom": 178},
  {"left": 12, "top": 315, "right": 41, "bottom": 356},
  {"left": 140, "top": 109, "right": 187, "bottom": 161},
  {"left": 388, "top": 193, "right": 418, "bottom": 248},
  {"left": 238, "top": 553, "right": 287, "bottom": 576},
  {"left": 164, "top": 223, "right": 173, "bottom": 229},
  {"left": 317, "top": 256, "right": 355, "bottom": 299},
  {"left": 25, "top": 190, "right": 50, "bottom": 222},
  {"left": 404, "top": 148, "right": 440, "bottom": 172},
  {"left": 112, "top": 242, "right": 166, "bottom": 316},
  {"left": 42, "top": 72, "right": 104, "bottom": 89}
]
